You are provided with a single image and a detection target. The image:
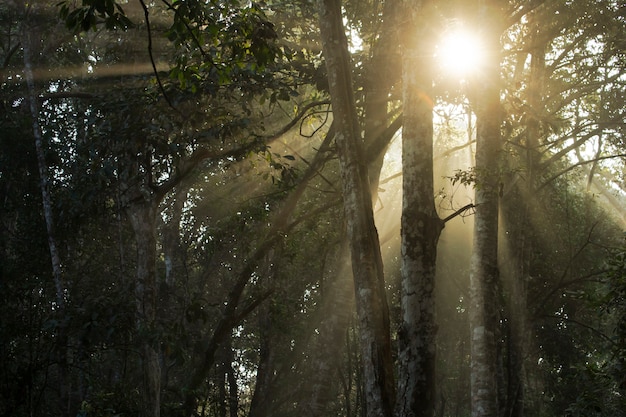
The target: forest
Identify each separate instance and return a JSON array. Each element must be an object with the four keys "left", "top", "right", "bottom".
[{"left": 1, "top": 0, "right": 625, "bottom": 416}]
